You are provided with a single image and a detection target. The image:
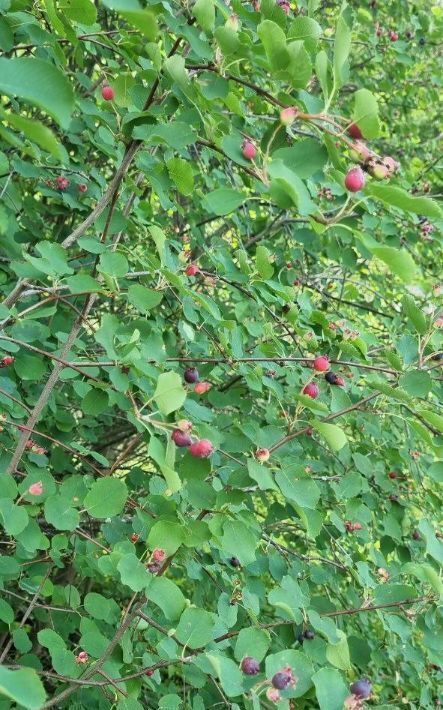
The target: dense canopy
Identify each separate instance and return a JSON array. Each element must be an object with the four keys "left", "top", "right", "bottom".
[{"left": 0, "top": 0, "right": 442, "bottom": 708}]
